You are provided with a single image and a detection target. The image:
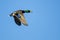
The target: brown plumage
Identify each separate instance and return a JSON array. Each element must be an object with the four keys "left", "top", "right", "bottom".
[{"left": 10, "top": 10, "right": 31, "bottom": 26}]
